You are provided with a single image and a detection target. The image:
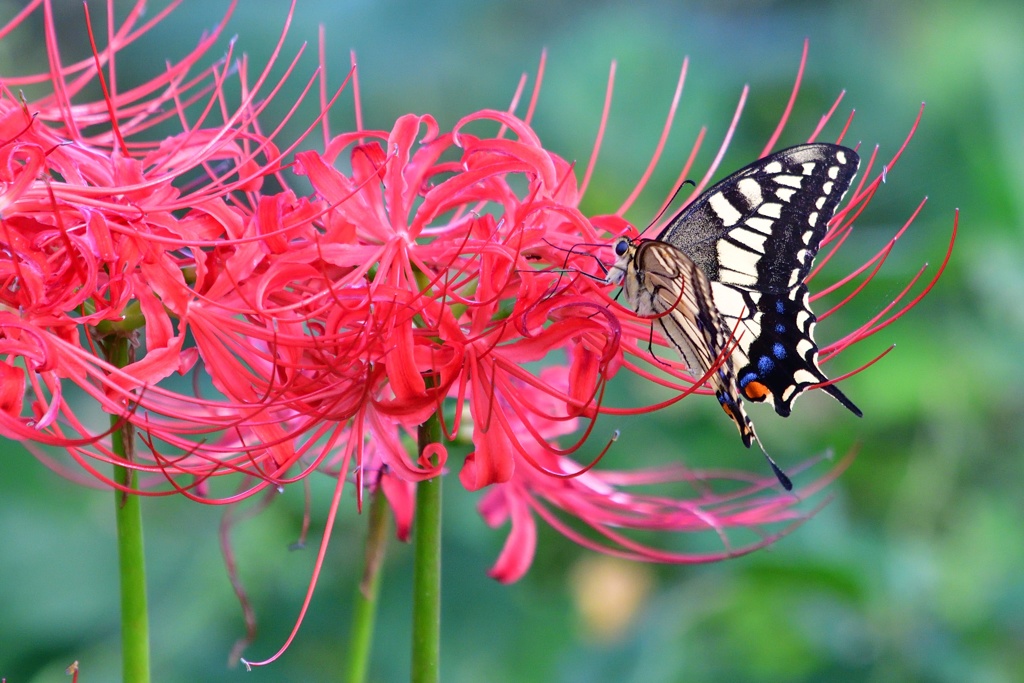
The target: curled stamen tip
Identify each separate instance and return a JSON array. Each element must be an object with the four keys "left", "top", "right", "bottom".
[
  {"left": 276, "top": 486, "right": 285, "bottom": 494},
  {"left": 611, "top": 429, "right": 620, "bottom": 441},
  {"left": 240, "top": 659, "right": 252, "bottom": 672}
]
